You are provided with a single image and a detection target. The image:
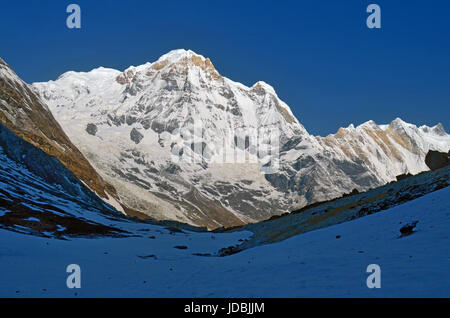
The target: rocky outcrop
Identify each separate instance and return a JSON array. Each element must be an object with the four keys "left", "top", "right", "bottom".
[
  {"left": 130, "top": 127, "right": 144, "bottom": 144},
  {"left": 425, "top": 150, "right": 450, "bottom": 170},
  {"left": 86, "top": 123, "right": 98, "bottom": 136}
]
